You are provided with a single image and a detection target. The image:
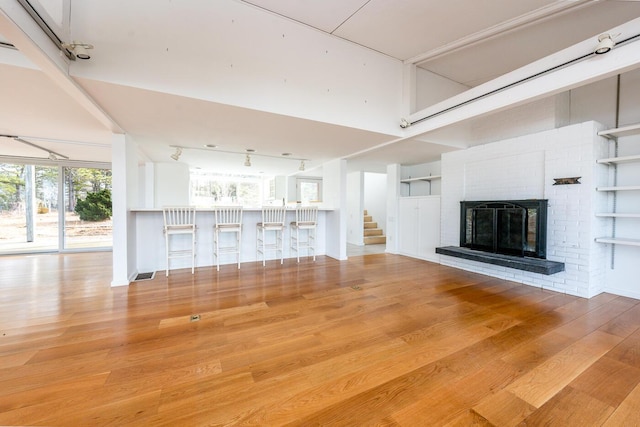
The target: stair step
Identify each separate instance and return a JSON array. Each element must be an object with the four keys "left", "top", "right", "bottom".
[
  {"left": 364, "top": 236, "right": 386, "bottom": 245},
  {"left": 364, "top": 222, "right": 378, "bottom": 229},
  {"left": 363, "top": 215, "right": 372, "bottom": 222},
  {"left": 363, "top": 210, "right": 368, "bottom": 216},
  {"left": 364, "top": 228, "right": 383, "bottom": 236}
]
